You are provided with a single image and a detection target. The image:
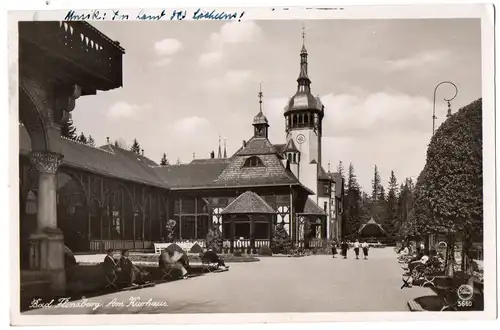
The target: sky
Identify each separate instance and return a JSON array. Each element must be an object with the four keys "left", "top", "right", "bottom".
[{"left": 71, "top": 19, "right": 482, "bottom": 191}]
